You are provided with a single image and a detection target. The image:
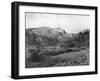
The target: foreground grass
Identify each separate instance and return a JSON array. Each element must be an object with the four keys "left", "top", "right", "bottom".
[{"left": 25, "top": 48, "right": 89, "bottom": 68}]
